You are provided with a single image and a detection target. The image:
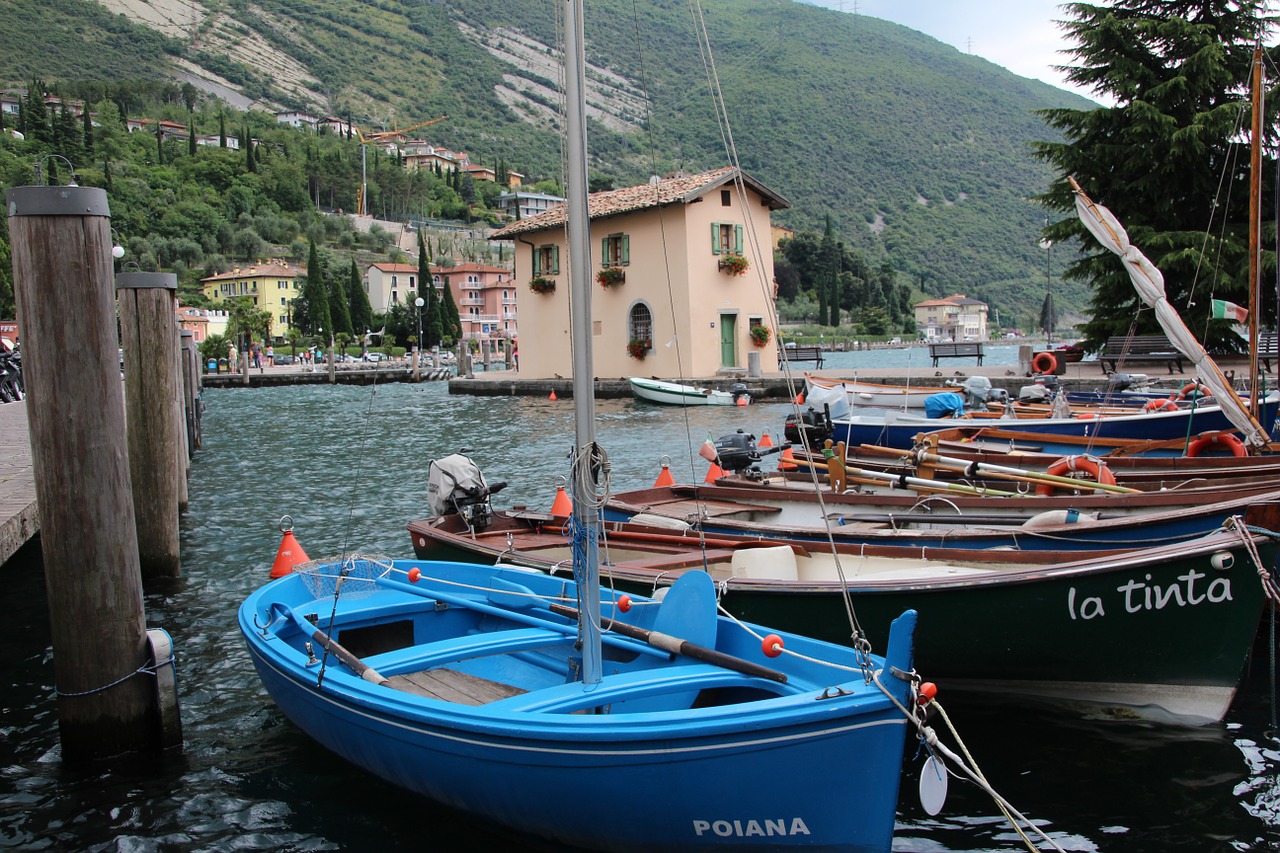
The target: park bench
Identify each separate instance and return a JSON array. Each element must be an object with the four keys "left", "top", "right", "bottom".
[
  {"left": 1098, "top": 334, "right": 1184, "bottom": 375},
  {"left": 779, "top": 346, "right": 824, "bottom": 368},
  {"left": 928, "top": 341, "right": 984, "bottom": 367}
]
